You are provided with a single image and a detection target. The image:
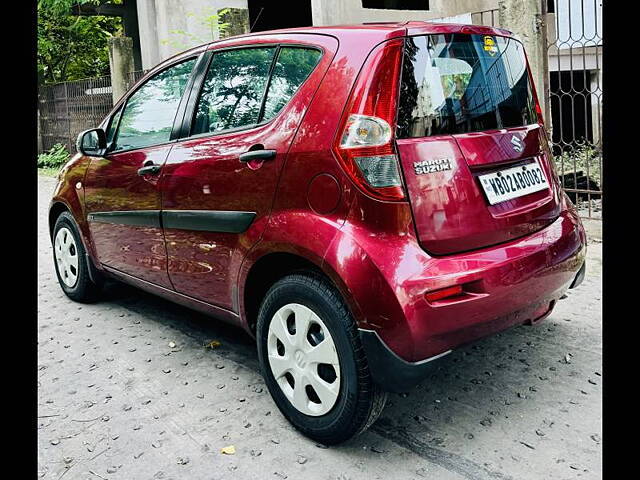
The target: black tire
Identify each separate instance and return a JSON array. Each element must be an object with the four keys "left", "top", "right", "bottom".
[
  {"left": 256, "top": 271, "right": 387, "bottom": 445},
  {"left": 52, "top": 211, "right": 103, "bottom": 303}
]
